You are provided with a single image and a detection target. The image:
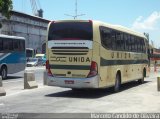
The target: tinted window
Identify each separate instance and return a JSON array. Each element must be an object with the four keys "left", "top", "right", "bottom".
[
  {"left": 0, "top": 37, "right": 25, "bottom": 52},
  {"left": 3, "top": 38, "right": 11, "bottom": 51},
  {"left": 13, "top": 39, "right": 19, "bottom": 51},
  {"left": 100, "top": 27, "right": 112, "bottom": 49},
  {"left": 111, "top": 30, "right": 116, "bottom": 50},
  {"left": 8, "top": 39, "right": 13, "bottom": 50},
  {"left": 137, "top": 38, "right": 141, "bottom": 52},
  {"left": 26, "top": 50, "right": 33, "bottom": 57},
  {"left": 19, "top": 40, "right": 25, "bottom": 51},
  {"left": 48, "top": 22, "right": 93, "bottom": 40},
  {"left": 124, "top": 34, "right": 128, "bottom": 50},
  {"left": 135, "top": 37, "right": 138, "bottom": 52},
  {"left": 0, "top": 38, "right": 3, "bottom": 51},
  {"left": 99, "top": 26, "right": 147, "bottom": 53},
  {"left": 120, "top": 33, "right": 125, "bottom": 50},
  {"left": 140, "top": 38, "right": 146, "bottom": 53},
  {"left": 131, "top": 36, "right": 135, "bottom": 51},
  {"left": 116, "top": 32, "right": 121, "bottom": 50},
  {"left": 126, "top": 35, "right": 131, "bottom": 51}
]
